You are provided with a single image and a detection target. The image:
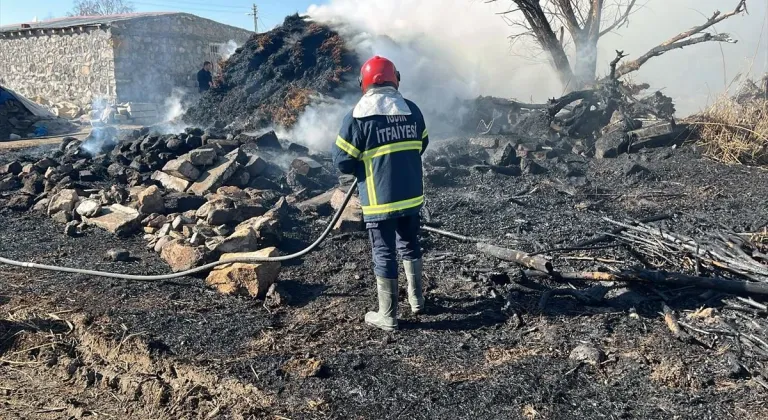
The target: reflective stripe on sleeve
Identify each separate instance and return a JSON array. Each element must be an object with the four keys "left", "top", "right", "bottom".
[
  {"left": 360, "top": 140, "right": 422, "bottom": 160},
  {"left": 422, "top": 129, "right": 428, "bottom": 139},
  {"left": 335, "top": 135, "right": 361, "bottom": 159}
]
